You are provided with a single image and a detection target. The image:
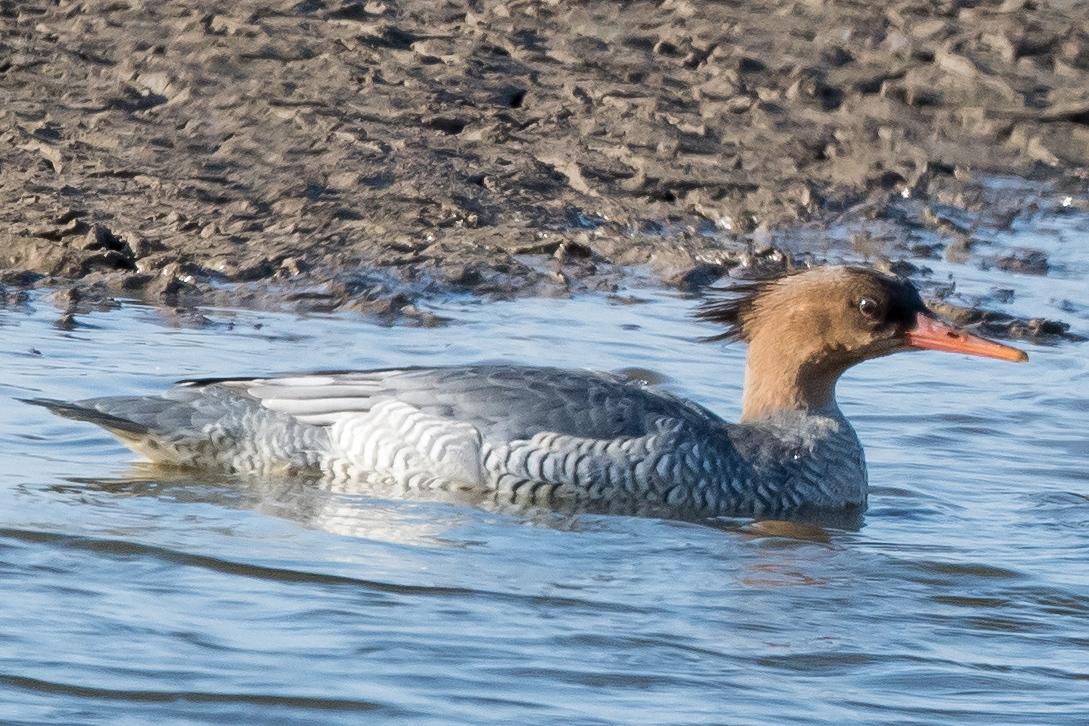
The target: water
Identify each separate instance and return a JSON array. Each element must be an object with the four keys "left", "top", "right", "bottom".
[{"left": 1, "top": 215, "right": 1087, "bottom": 725}]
